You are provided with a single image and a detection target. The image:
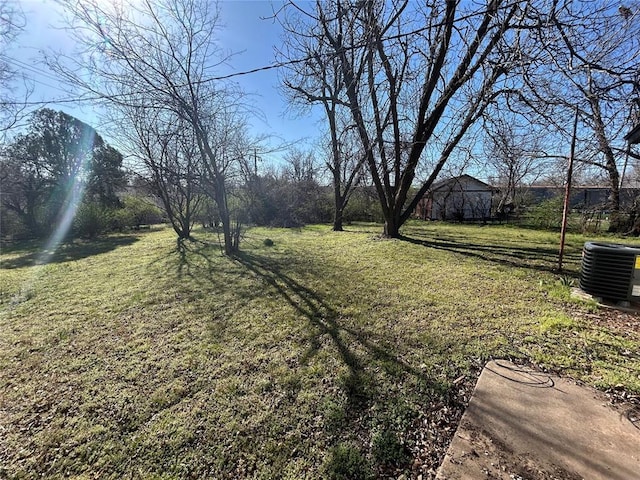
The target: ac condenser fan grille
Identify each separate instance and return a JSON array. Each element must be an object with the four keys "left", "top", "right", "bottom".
[{"left": 579, "top": 242, "right": 640, "bottom": 302}]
